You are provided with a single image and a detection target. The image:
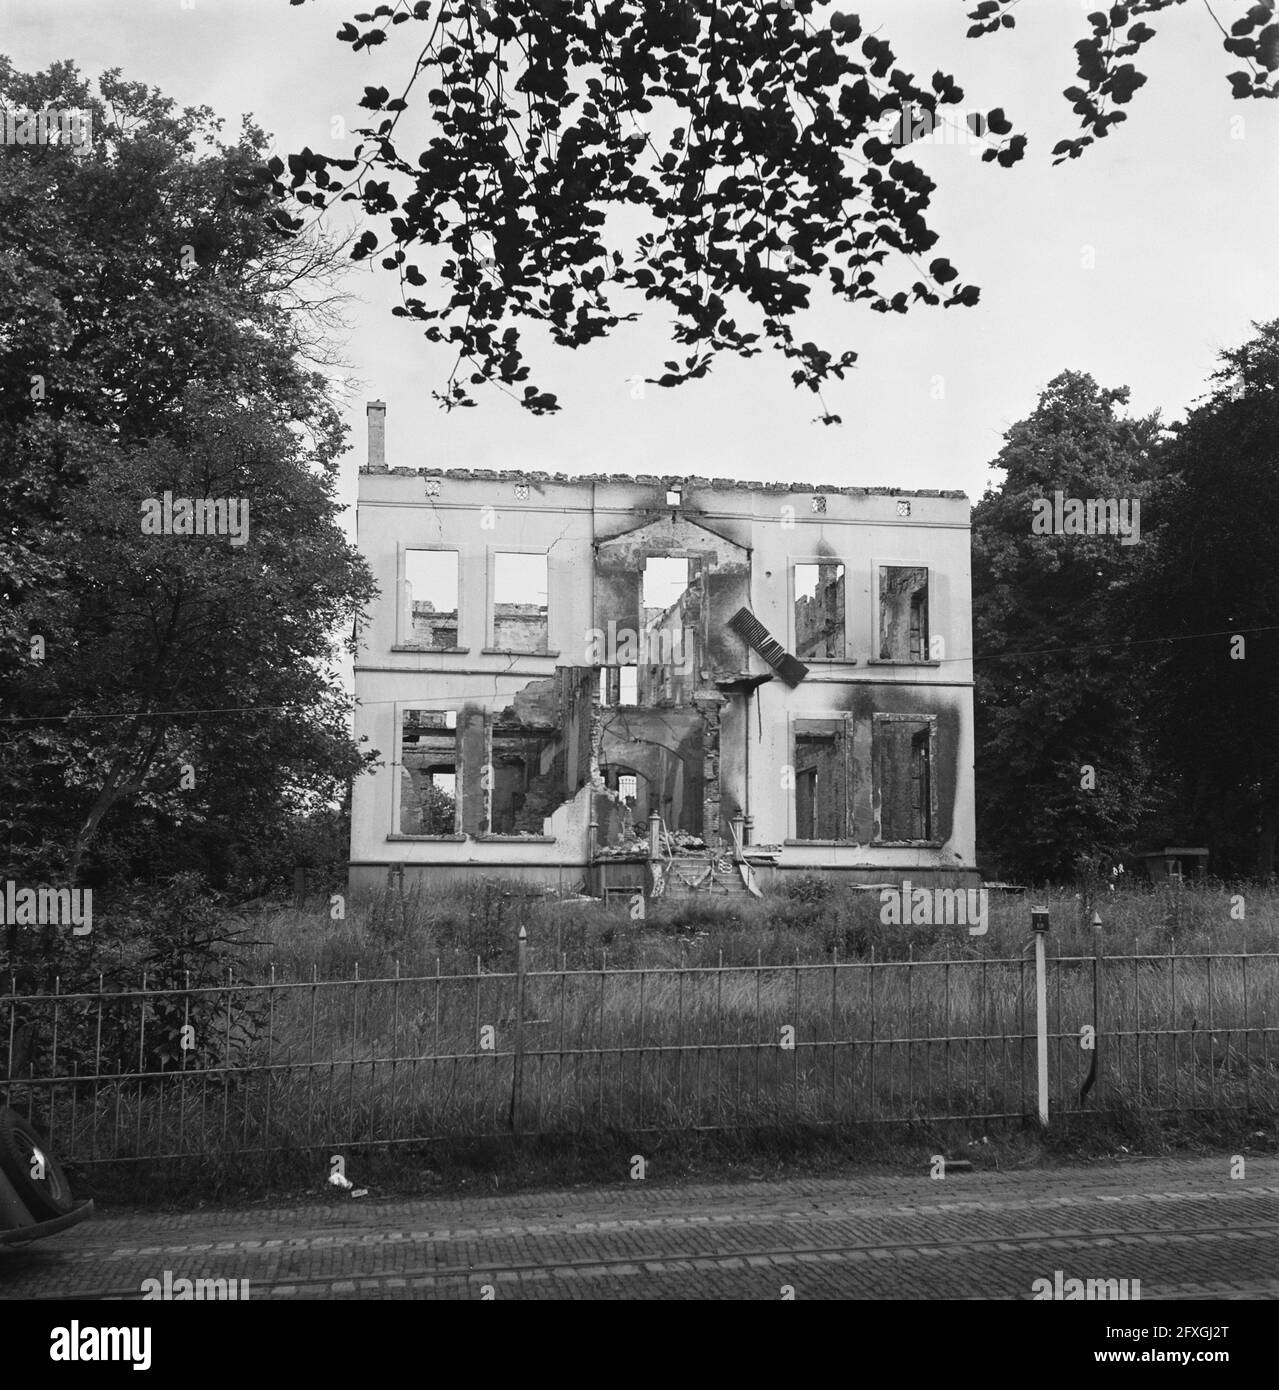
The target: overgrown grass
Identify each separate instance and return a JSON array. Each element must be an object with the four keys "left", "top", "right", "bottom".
[
  {"left": 244, "top": 875, "right": 1279, "bottom": 977},
  {"left": 11, "top": 879, "right": 1278, "bottom": 1202}
]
